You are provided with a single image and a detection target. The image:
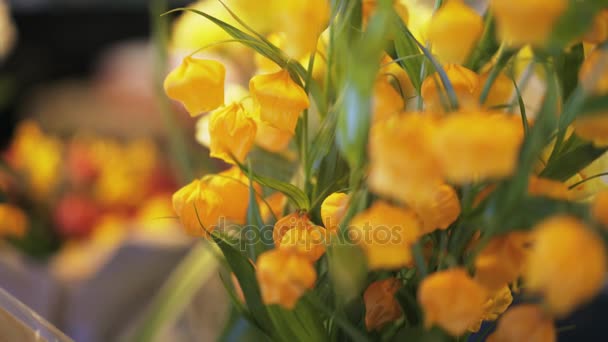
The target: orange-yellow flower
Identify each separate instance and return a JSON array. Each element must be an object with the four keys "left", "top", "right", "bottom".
[
  {"left": 469, "top": 285, "right": 513, "bottom": 332},
  {"left": 349, "top": 201, "right": 421, "bottom": 270},
  {"left": 204, "top": 167, "right": 260, "bottom": 225},
  {"left": 275, "top": 0, "right": 330, "bottom": 58},
  {"left": 208, "top": 102, "right": 257, "bottom": 164},
  {"left": 421, "top": 64, "right": 480, "bottom": 112},
  {"left": 256, "top": 248, "right": 316, "bottom": 309},
  {"left": 260, "top": 192, "right": 287, "bottom": 222},
  {"left": 280, "top": 224, "right": 327, "bottom": 262},
  {"left": 479, "top": 70, "right": 514, "bottom": 108},
  {"left": 584, "top": 10, "right": 608, "bottom": 44},
  {"left": 528, "top": 176, "right": 573, "bottom": 201},
  {"left": 372, "top": 76, "right": 404, "bottom": 123},
  {"left": 172, "top": 179, "right": 222, "bottom": 237},
  {"left": 427, "top": 0, "right": 484, "bottom": 65},
  {"left": 412, "top": 183, "right": 461, "bottom": 235},
  {"left": 432, "top": 112, "right": 524, "bottom": 183},
  {"left": 474, "top": 232, "right": 530, "bottom": 291},
  {"left": 380, "top": 54, "right": 415, "bottom": 99},
  {"left": 592, "top": 190, "right": 608, "bottom": 227},
  {"left": 525, "top": 216, "right": 607, "bottom": 316},
  {"left": 491, "top": 0, "right": 568, "bottom": 47},
  {"left": 487, "top": 304, "right": 556, "bottom": 342},
  {"left": 418, "top": 268, "right": 487, "bottom": 336},
  {"left": 368, "top": 114, "right": 443, "bottom": 203},
  {"left": 363, "top": 278, "right": 403, "bottom": 331},
  {"left": 254, "top": 119, "right": 293, "bottom": 153},
  {"left": 273, "top": 212, "right": 316, "bottom": 247},
  {"left": 320, "top": 192, "right": 350, "bottom": 234},
  {"left": 164, "top": 56, "right": 225, "bottom": 116},
  {"left": 250, "top": 69, "right": 309, "bottom": 134},
  {"left": 574, "top": 49, "right": 608, "bottom": 146},
  {"left": 0, "top": 203, "right": 28, "bottom": 238}
]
